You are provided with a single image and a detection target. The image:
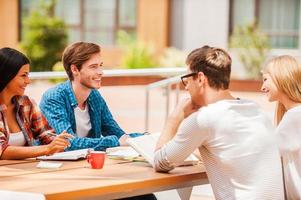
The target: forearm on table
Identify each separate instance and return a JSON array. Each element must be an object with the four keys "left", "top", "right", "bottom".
[
  {"left": 0, "top": 145, "right": 48, "bottom": 160},
  {"left": 156, "top": 114, "right": 183, "bottom": 150}
]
